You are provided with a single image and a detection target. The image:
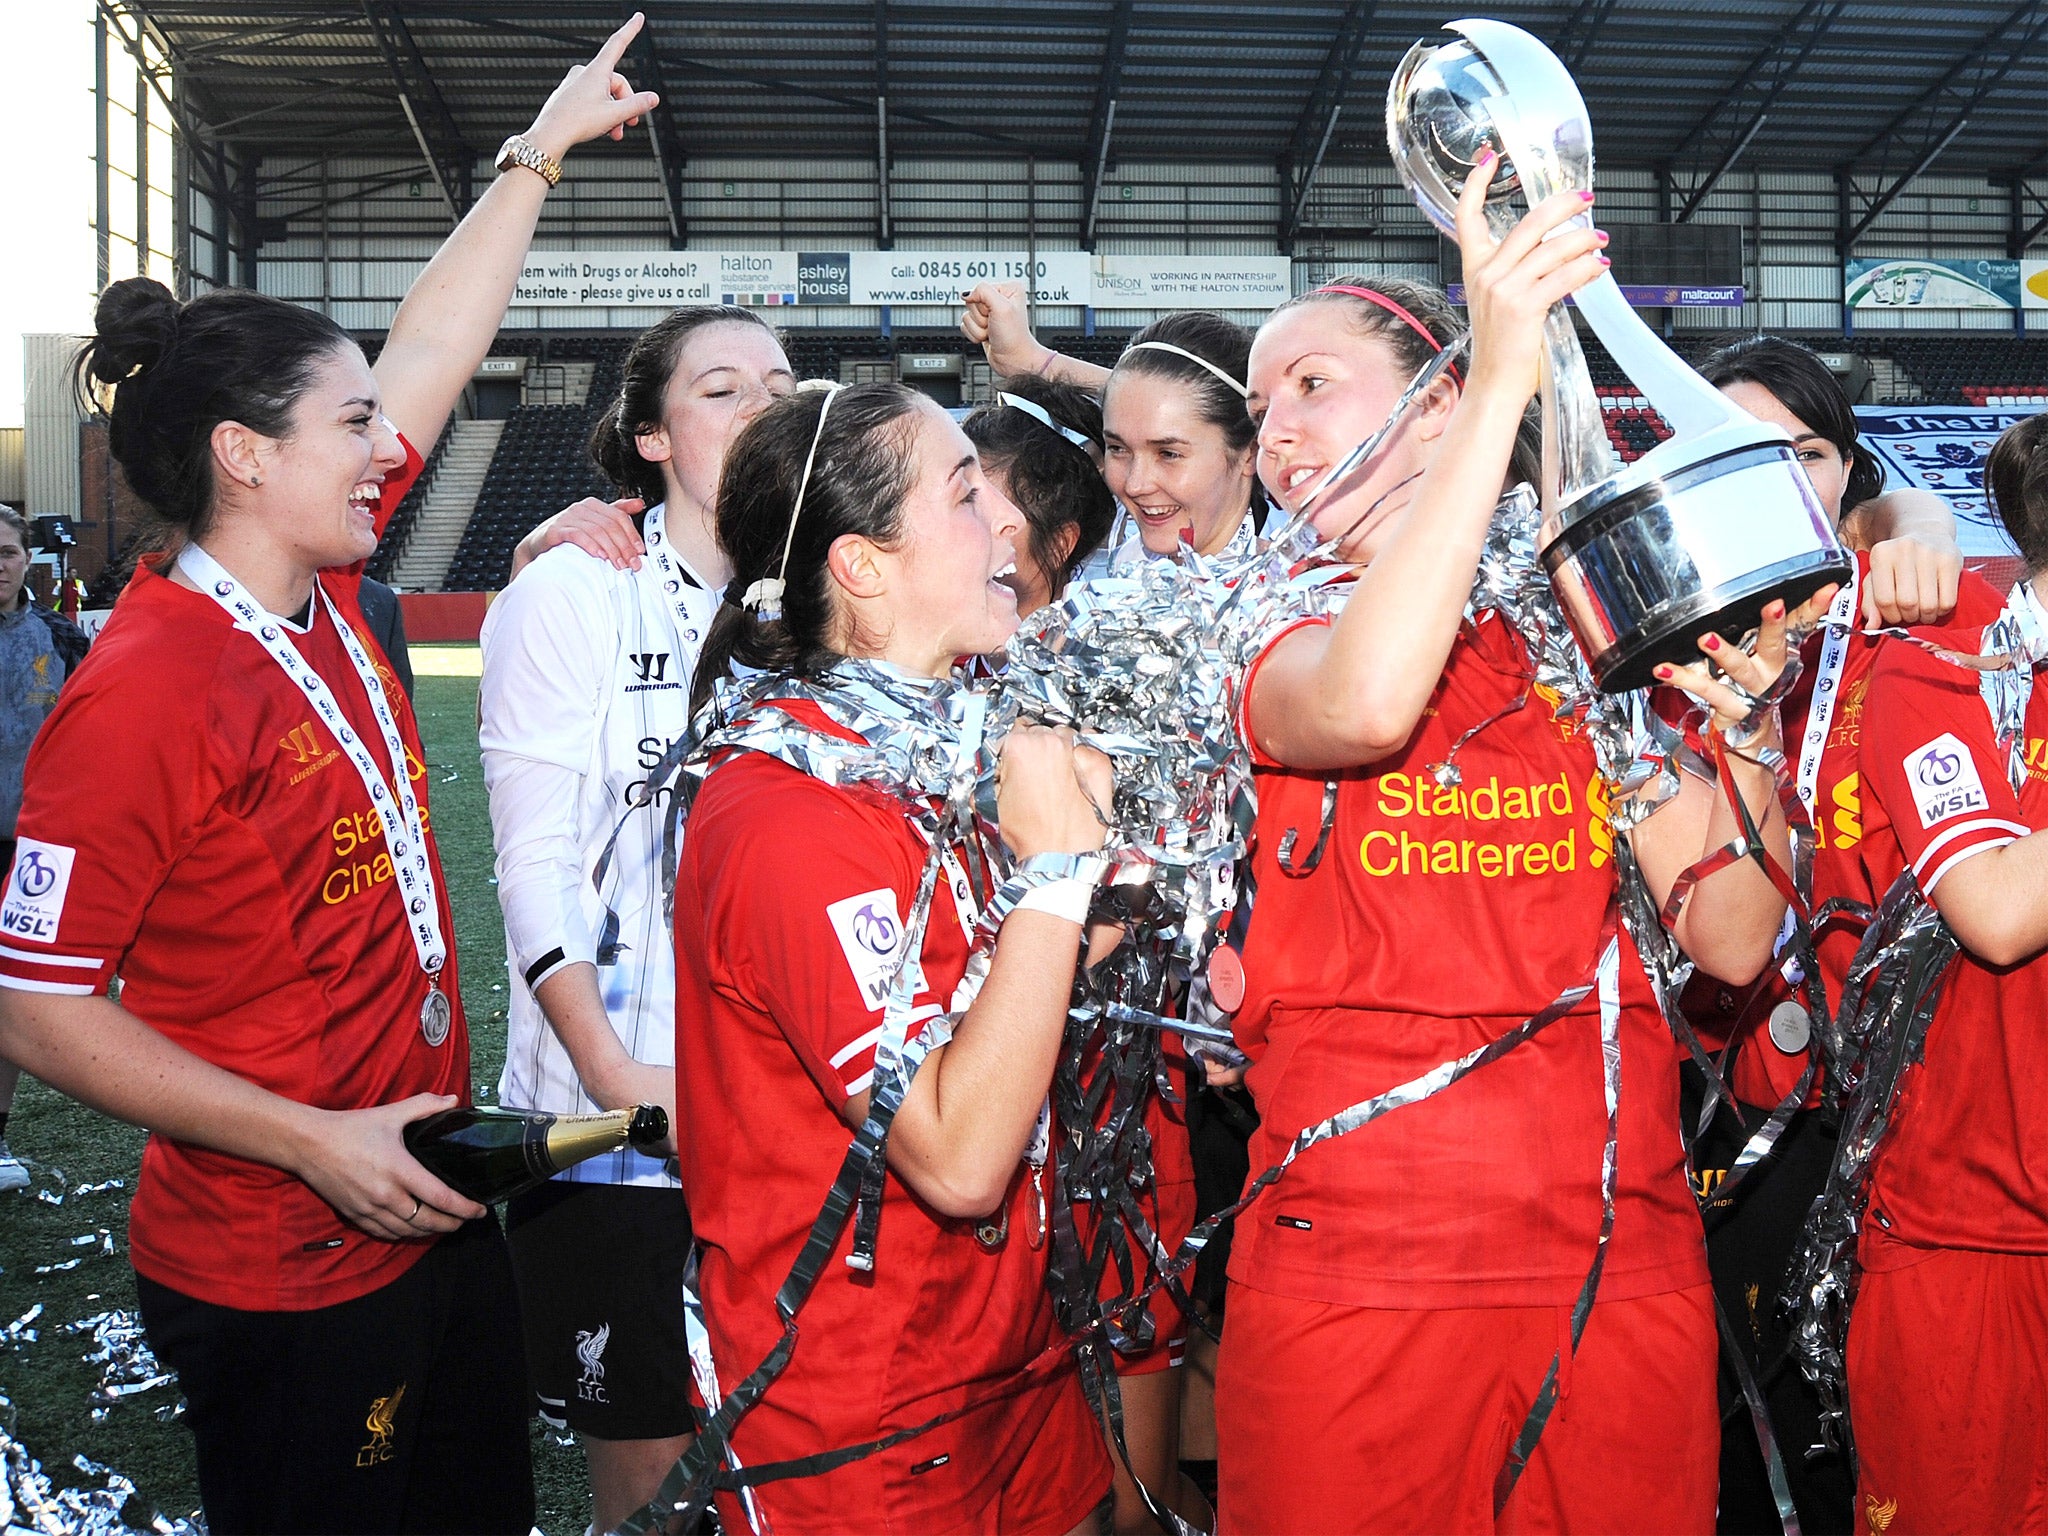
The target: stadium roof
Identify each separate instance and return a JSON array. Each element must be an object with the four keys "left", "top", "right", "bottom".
[{"left": 114, "top": 2, "right": 2048, "bottom": 215}]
